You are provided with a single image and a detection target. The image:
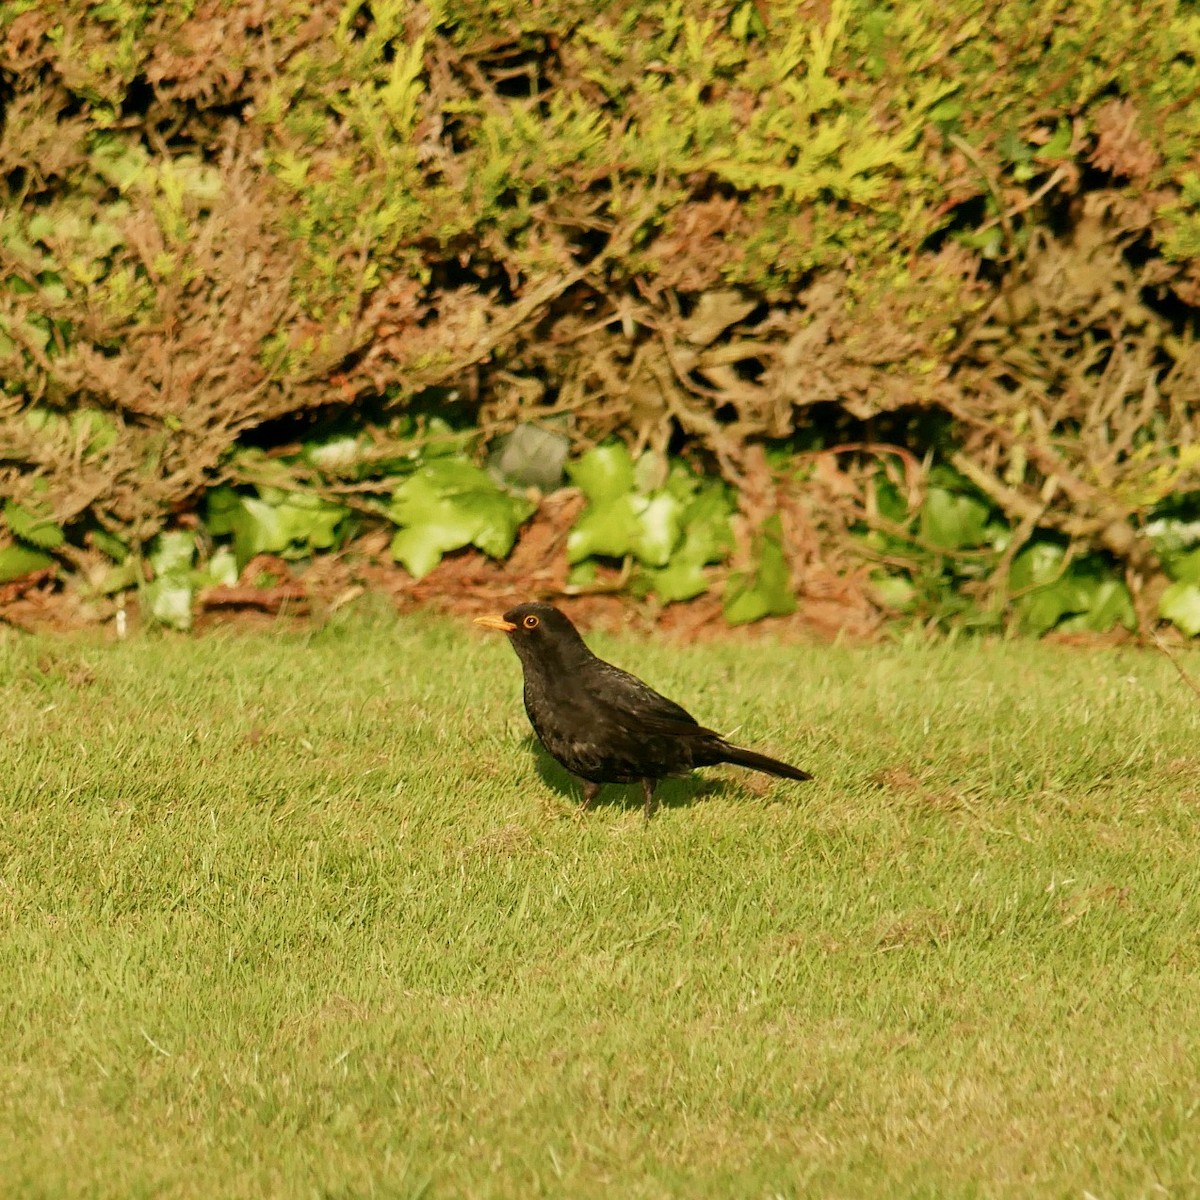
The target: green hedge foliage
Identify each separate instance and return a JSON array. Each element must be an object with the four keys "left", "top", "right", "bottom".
[{"left": 1, "top": 0, "right": 1198, "bottom": 631}]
